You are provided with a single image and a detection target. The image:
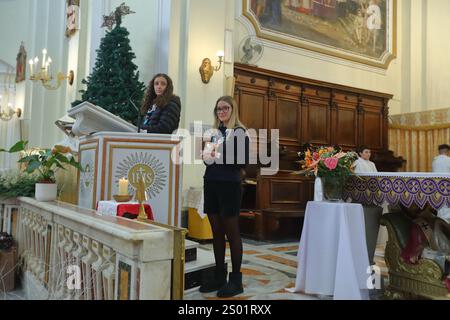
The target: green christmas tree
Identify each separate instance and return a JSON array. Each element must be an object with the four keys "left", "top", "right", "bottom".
[{"left": 72, "top": 4, "right": 145, "bottom": 125}]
